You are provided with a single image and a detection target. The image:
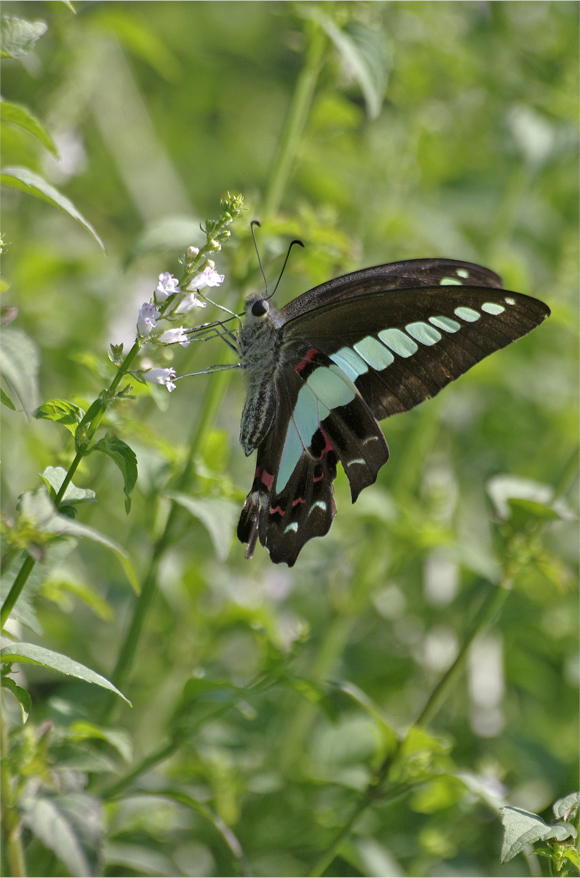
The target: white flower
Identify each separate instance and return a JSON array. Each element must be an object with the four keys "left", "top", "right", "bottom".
[
  {"left": 175, "top": 292, "right": 207, "bottom": 314},
  {"left": 137, "top": 302, "right": 161, "bottom": 338},
  {"left": 144, "top": 367, "right": 177, "bottom": 392},
  {"left": 156, "top": 272, "right": 181, "bottom": 300},
  {"left": 159, "top": 327, "right": 190, "bottom": 347},
  {"left": 187, "top": 246, "right": 199, "bottom": 258},
  {"left": 186, "top": 265, "right": 225, "bottom": 291}
]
